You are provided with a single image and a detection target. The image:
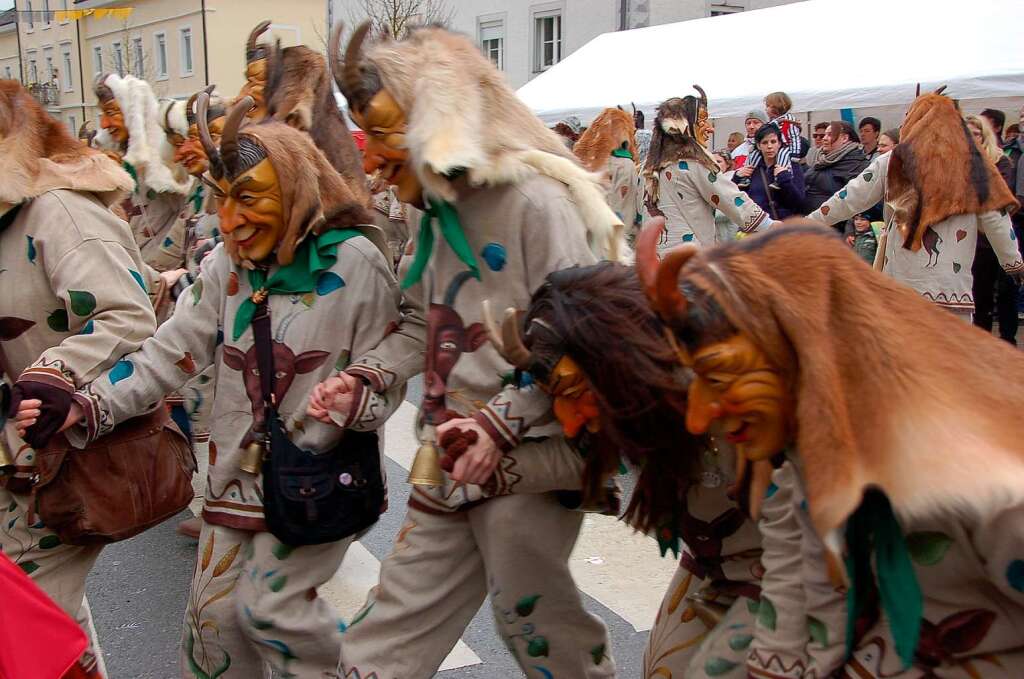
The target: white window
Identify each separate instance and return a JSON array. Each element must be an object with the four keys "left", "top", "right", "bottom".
[
  {"left": 68, "top": 114, "right": 77, "bottom": 135},
  {"left": 179, "top": 27, "right": 193, "bottom": 76},
  {"left": 112, "top": 42, "right": 123, "bottom": 76},
  {"left": 154, "top": 32, "right": 167, "bottom": 79},
  {"left": 29, "top": 59, "right": 38, "bottom": 84},
  {"left": 93, "top": 45, "right": 103, "bottom": 74},
  {"left": 132, "top": 37, "right": 143, "bottom": 77},
  {"left": 26, "top": 1, "right": 34, "bottom": 30},
  {"left": 534, "top": 12, "right": 562, "bottom": 72},
  {"left": 61, "top": 48, "right": 72, "bottom": 91},
  {"left": 479, "top": 19, "right": 504, "bottom": 70}
]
